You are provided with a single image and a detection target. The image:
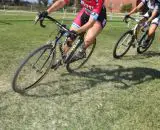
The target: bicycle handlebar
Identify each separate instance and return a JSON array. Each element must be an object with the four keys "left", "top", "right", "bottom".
[
  {"left": 34, "top": 15, "right": 70, "bottom": 32},
  {"left": 35, "top": 14, "right": 79, "bottom": 40},
  {"left": 124, "top": 16, "right": 140, "bottom": 23},
  {"left": 124, "top": 16, "right": 150, "bottom": 32}
]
